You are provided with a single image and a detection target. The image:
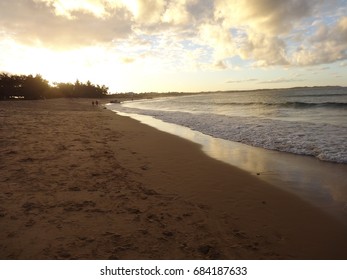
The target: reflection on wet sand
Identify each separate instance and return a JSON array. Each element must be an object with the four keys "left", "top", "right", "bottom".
[{"left": 113, "top": 110, "right": 347, "bottom": 224}]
